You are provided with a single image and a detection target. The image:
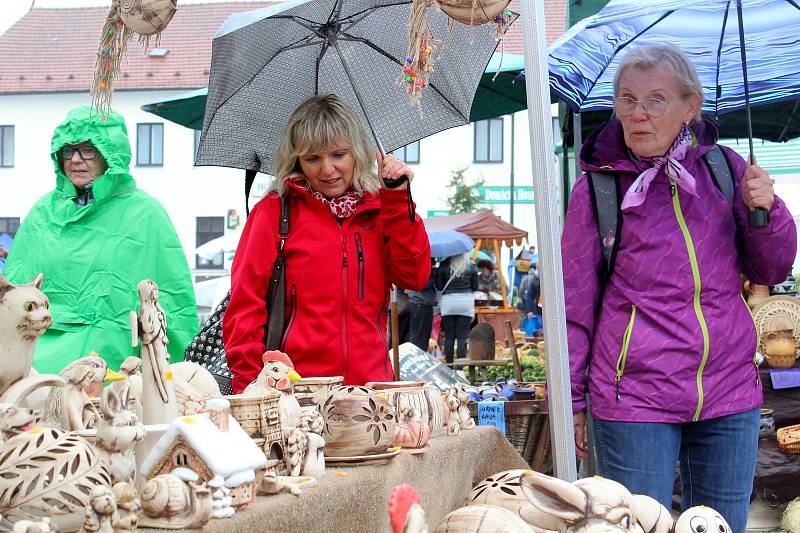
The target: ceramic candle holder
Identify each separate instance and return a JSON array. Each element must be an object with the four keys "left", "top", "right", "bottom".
[{"left": 320, "top": 385, "right": 396, "bottom": 457}]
